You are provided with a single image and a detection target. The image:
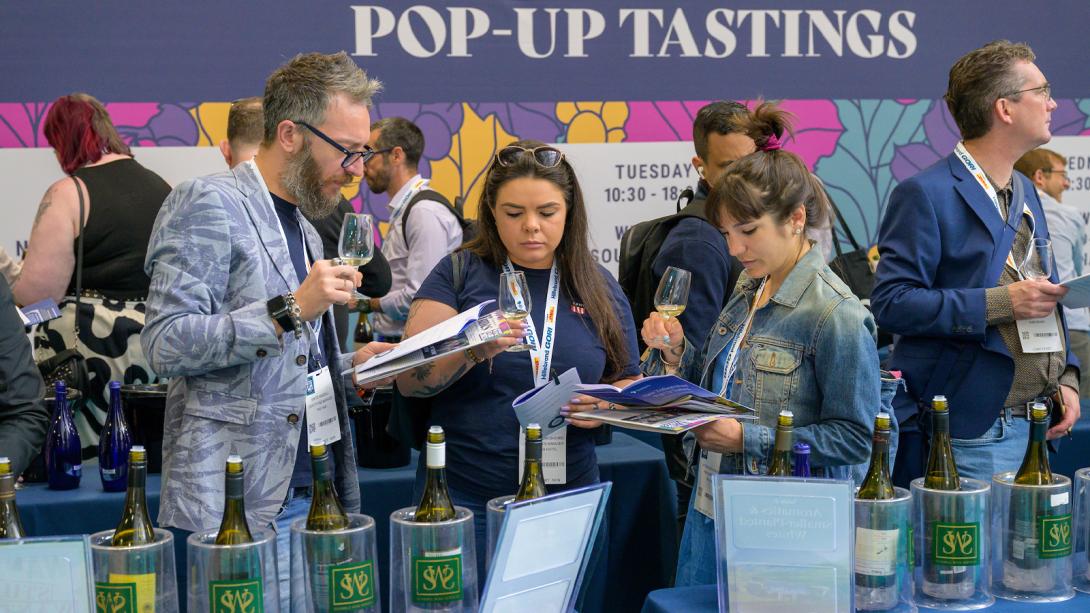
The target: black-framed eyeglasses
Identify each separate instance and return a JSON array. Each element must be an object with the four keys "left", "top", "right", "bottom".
[
  {"left": 1004, "top": 83, "right": 1051, "bottom": 100},
  {"left": 495, "top": 145, "right": 565, "bottom": 168},
  {"left": 294, "top": 121, "right": 375, "bottom": 168},
  {"left": 1043, "top": 168, "right": 1068, "bottom": 178}
]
